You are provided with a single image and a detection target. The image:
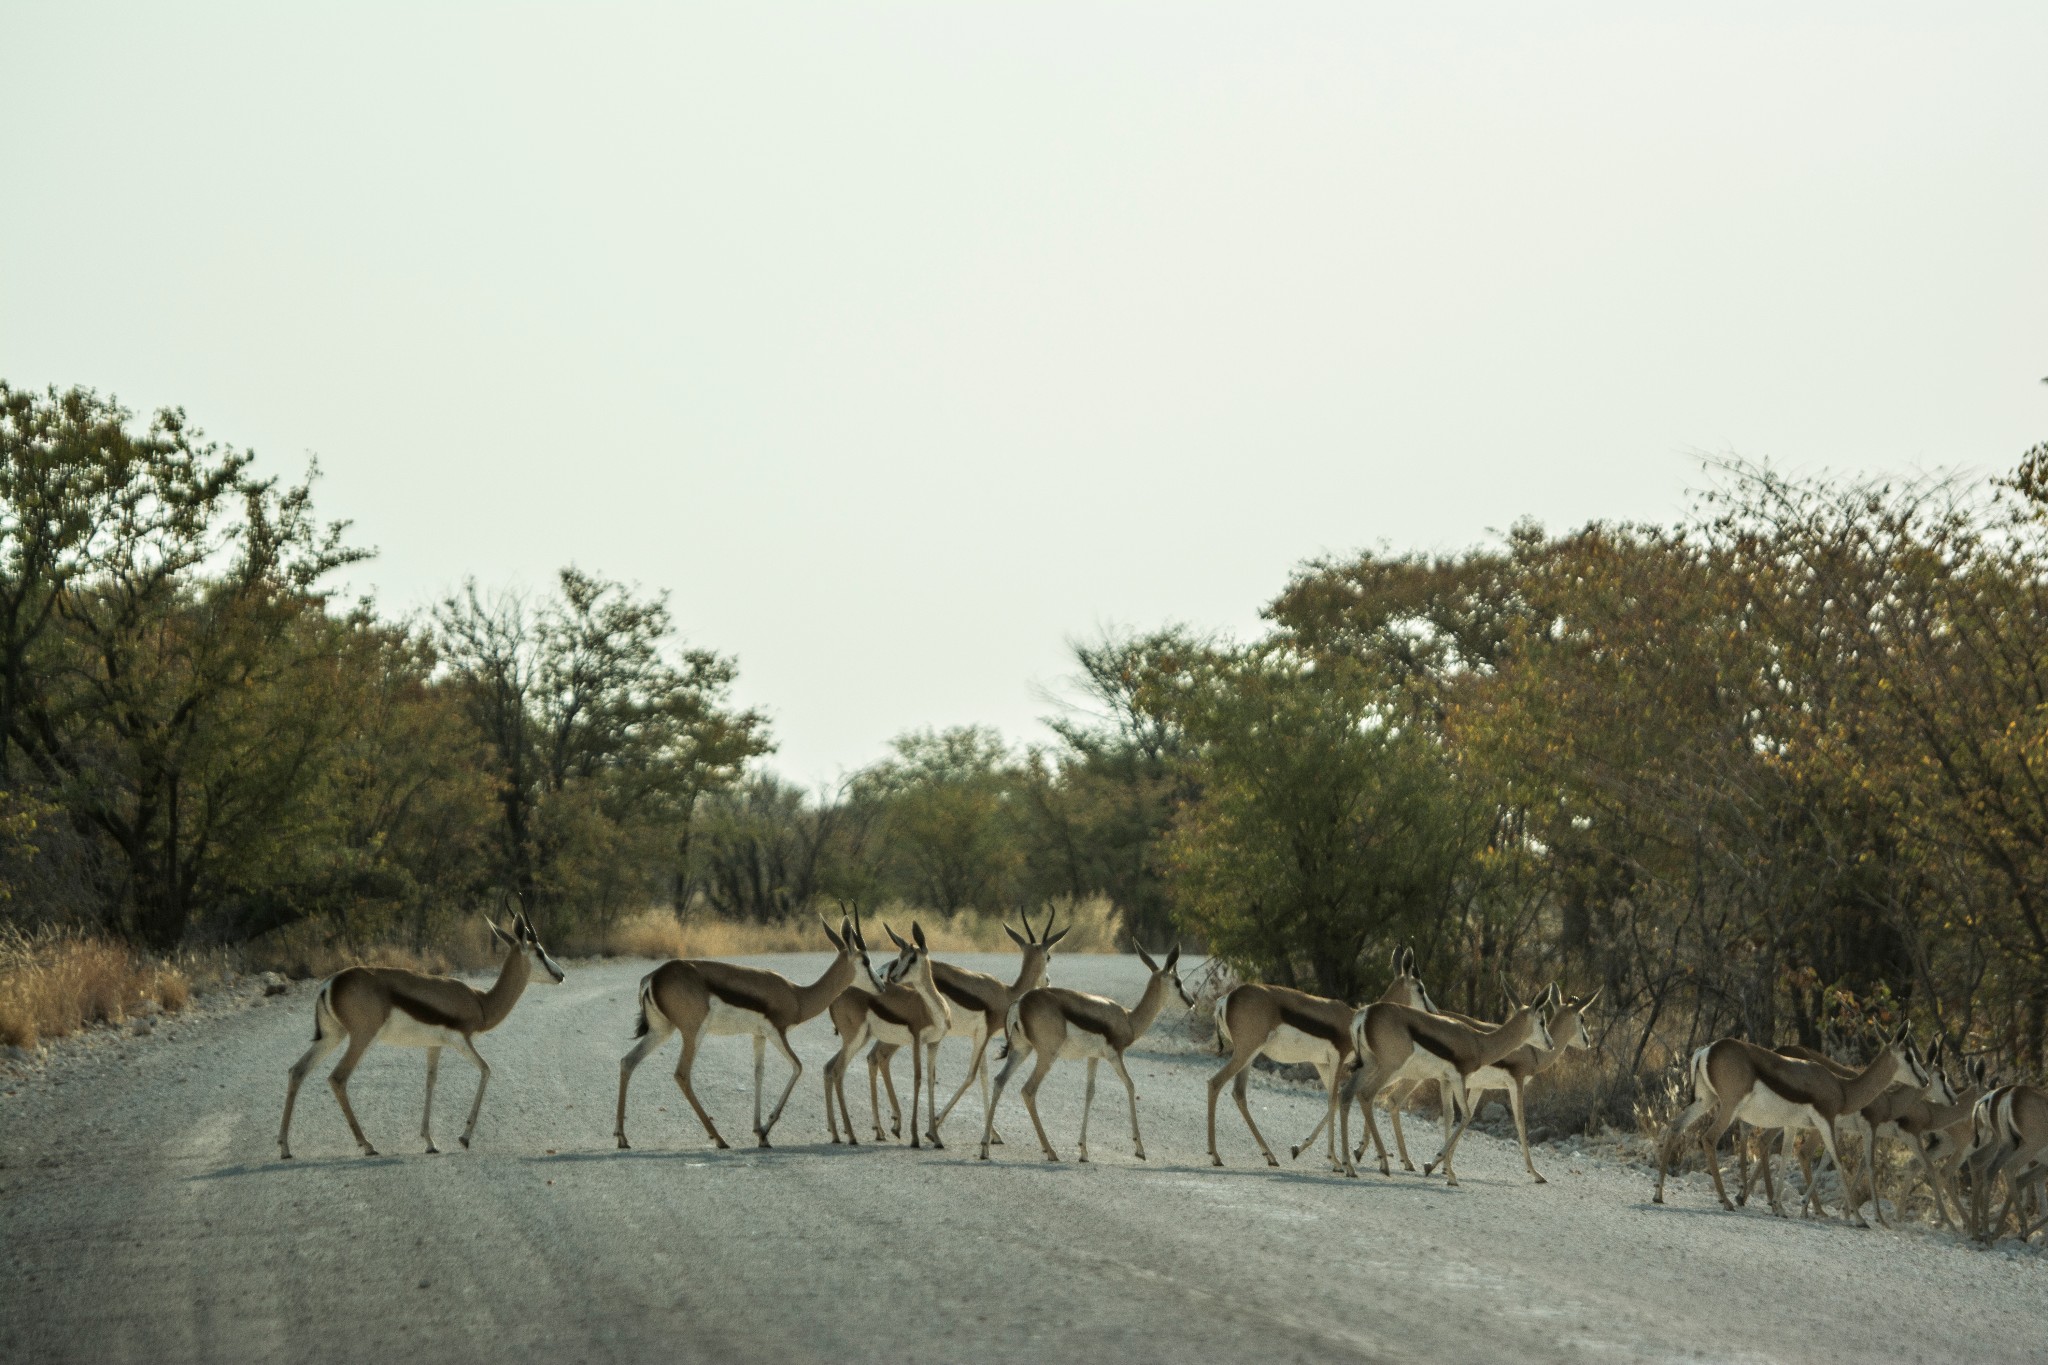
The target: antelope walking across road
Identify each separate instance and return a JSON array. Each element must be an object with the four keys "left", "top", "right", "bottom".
[
  {"left": 614, "top": 915, "right": 892, "bottom": 1151},
  {"left": 278, "top": 913, "right": 565, "bottom": 1160},
  {"left": 824, "top": 923, "right": 951, "bottom": 1148},
  {"left": 979, "top": 946, "right": 1191, "bottom": 1164},
  {"left": 1650, "top": 1027, "right": 1930, "bottom": 1225},
  {"left": 866, "top": 909, "right": 1067, "bottom": 1147},
  {"left": 1422, "top": 985, "right": 1596, "bottom": 1184},
  {"left": 1335, "top": 991, "right": 1555, "bottom": 1184}
]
